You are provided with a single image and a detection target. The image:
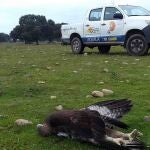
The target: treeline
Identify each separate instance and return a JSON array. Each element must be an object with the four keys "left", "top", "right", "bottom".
[
  {"left": 0, "top": 14, "right": 64, "bottom": 44},
  {"left": 0, "top": 33, "right": 10, "bottom": 42}
]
